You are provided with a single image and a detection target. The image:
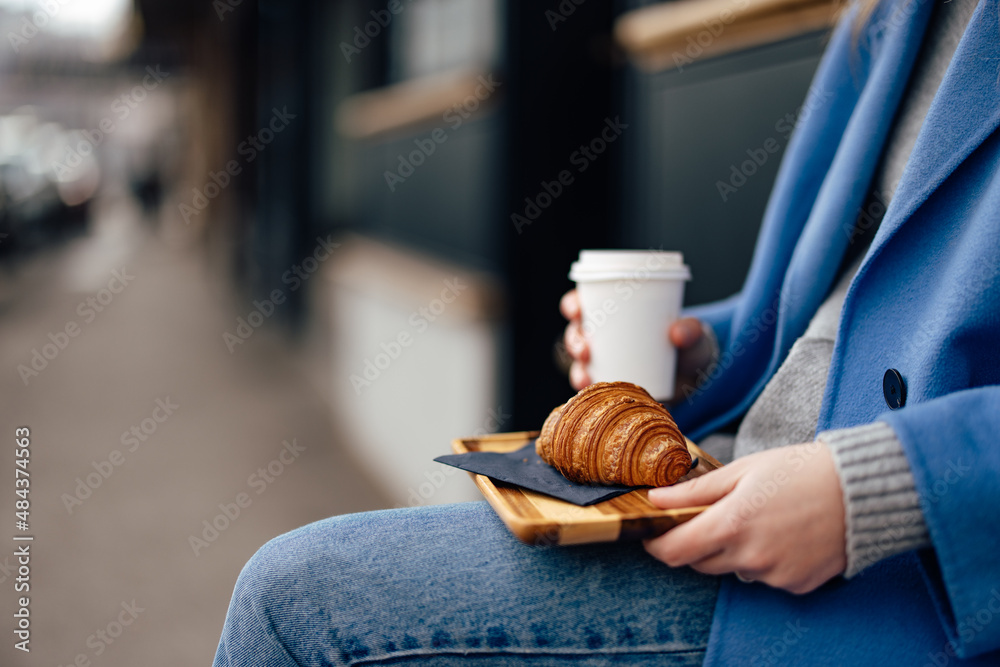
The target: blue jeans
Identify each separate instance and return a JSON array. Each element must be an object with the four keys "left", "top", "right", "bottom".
[{"left": 213, "top": 502, "right": 719, "bottom": 666}]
